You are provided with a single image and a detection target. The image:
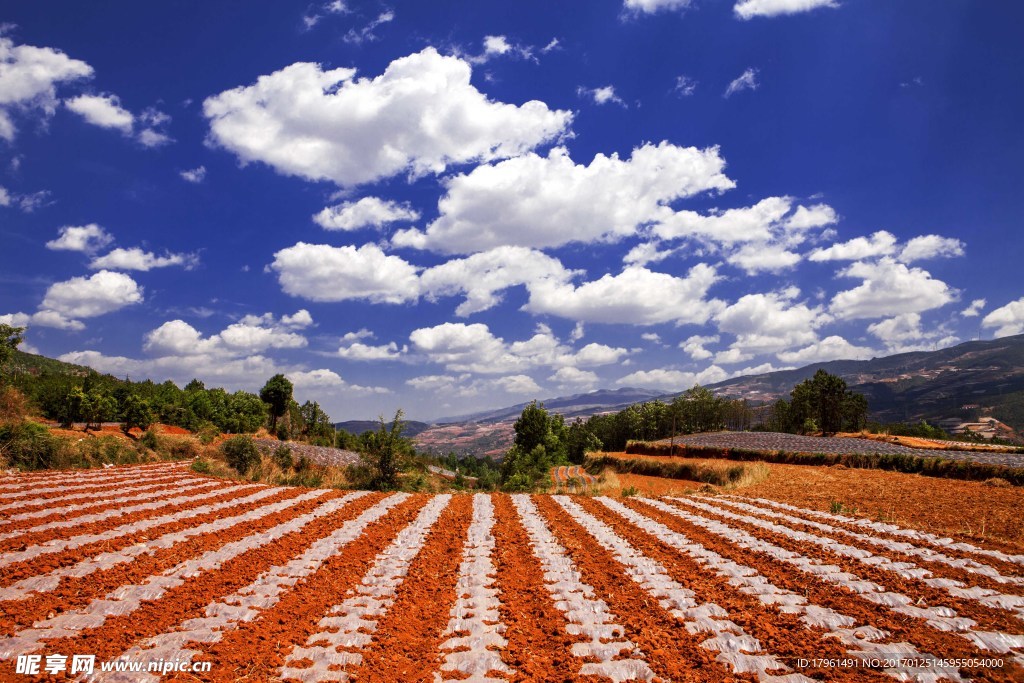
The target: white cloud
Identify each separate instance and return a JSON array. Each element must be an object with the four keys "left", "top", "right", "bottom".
[
  {"left": 394, "top": 143, "right": 734, "bottom": 254},
  {"left": 408, "top": 322, "right": 627, "bottom": 375},
  {"left": 961, "top": 298, "right": 986, "bottom": 318},
  {"left": 270, "top": 242, "right": 420, "bottom": 304},
  {"left": 281, "top": 309, "right": 314, "bottom": 328},
  {"left": 735, "top": 0, "right": 839, "bottom": 20},
  {"left": 65, "top": 93, "right": 133, "bottom": 133},
  {"left": 313, "top": 196, "right": 420, "bottom": 231},
  {"left": 406, "top": 374, "right": 458, "bottom": 392},
  {"left": 617, "top": 365, "right": 729, "bottom": 391},
  {"left": 776, "top": 335, "right": 874, "bottom": 364},
  {"left": 204, "top": 48, "right": 571, "bottom": 187},
  {"left": 867, "top": 313, "right": 958, "bottom": 354},
  {"left": 785, "top": 203, "right": 838, "bottom": 231},
  {"left": 40, "top": 270, "right": 143, "bottom": 321},
  {"left": 0, "top": 310, "right": 85, "bottom": 331},
  {"left": 715, "top": 289, "right": 829, "bottom": 359},
  {"left": 0, "top": 186, "right": 9, "bottom": 206},
  {"left": 674, "top": 75, "right": 697, "bottom": 96},
  {"left": 654, "top": 196, "right": 798, "bottom": 246},
  {"left": 623, "top": 242, "right": 678, "bottom": 267},
  {"left": 577, "top": 85, "right": 626, "bottom": 107},
  {"left": 89, "top": 247, "right": 198, "bottom": 272},
  {"left": 808, "top": 230, "right": 897, "bottom": 262},
  {"left": 727, "top": 243, "right": 801, "bottom": 274},
  {"left": 343, "top": 10, "right": 394, "bottom": 45},
  {"left": 419, "top": 246, "right": 577, "bottom": 316},
  {"left": 623, "top": 0, "right": 692, "bottom": 14},
  {"left": 982, "top": 298, "right": 1024, "bottom": 338},
  {"left": 830, "top": 258, "right": 956, "bottom": 320},
  {"left": 526, "top": 264, "right": 724, "bottom": 326},
  {"left": 494, "top": 374, "right": 543, "bottom": 395},
  {"left": 341, "top": 328, "right": 374, "bottom": 342},
  {"left": 337, "top": 341, "right": 404, "bottom": 361},
  {"left": 467, "top": 35, "right": 535, "bottom": 64},
  {"left": 143, "top": 314, "right": 311, "bottom": 359},
  {"left": 0, "top": 186, "right": 51, "bottom": 213},
  {"left": 0, "top": 37, "right": 93, "bottom": 140},
  {"left": 549, "top": 367, "right": 599, "bottom": 390},
  {"left": 180, "top": 166, "right": 206, "bottom": 183},
  {"left": 641, "top": 332, "right": 662, "bottom": 344},
  {"left": 724, "top": 68, "right": 759, "bottom": 97},
  {"left": 899, "top": 234, "right": 965, "bottom": 263},
  {"left": 681, "top": 334, "right": 719, "bottom": 360},
  {"left": 46, "top": 224, "right": 113, "bottom": 254}
]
